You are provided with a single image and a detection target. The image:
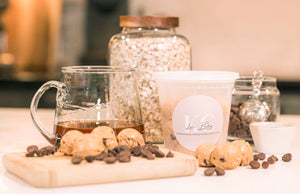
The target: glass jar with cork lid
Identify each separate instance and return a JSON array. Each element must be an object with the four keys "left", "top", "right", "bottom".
[{"left": 108, "top": 15, "right": 192, "bottom": 143}]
